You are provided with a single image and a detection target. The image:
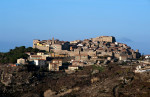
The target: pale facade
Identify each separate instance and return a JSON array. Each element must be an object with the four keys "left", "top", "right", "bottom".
[
  {"left": 68, "top": 66, "right": 79, "bottom": 71},
  {"left": 17, "top": 58, "right": 26, "bottom": 64},
  {"left": 49, "top": 59, "right": 62, "bottom": 71}
]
